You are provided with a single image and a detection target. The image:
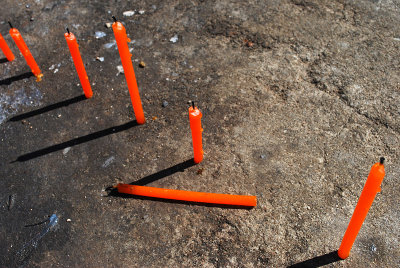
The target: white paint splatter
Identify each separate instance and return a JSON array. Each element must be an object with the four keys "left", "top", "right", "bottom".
[
  {"left": 102, "top": 156, "right": 115, "bottom": 168},
  {"left": 95, "top": 31, "right": 106, "bottom": 39},
  {"left": 63, "top": 147, "right": 71, "bottom": 155},
  {"left": 138, "top": 10, "right": 145, "bottom": 14},
  {"left": 123, "top": 10, "right": 135, "bottom": 16},
  {"left": 103, "top": 40, "right": 117, "bottom": 49},
  {"left": 117, "top": 65, "right": 124, "bottom": 75},
  {"left": 0, "top": 85, "right": 43, "bottom": 124},
  {"left": 170, "top": 34, "right": 179, "bottom": 43}
]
